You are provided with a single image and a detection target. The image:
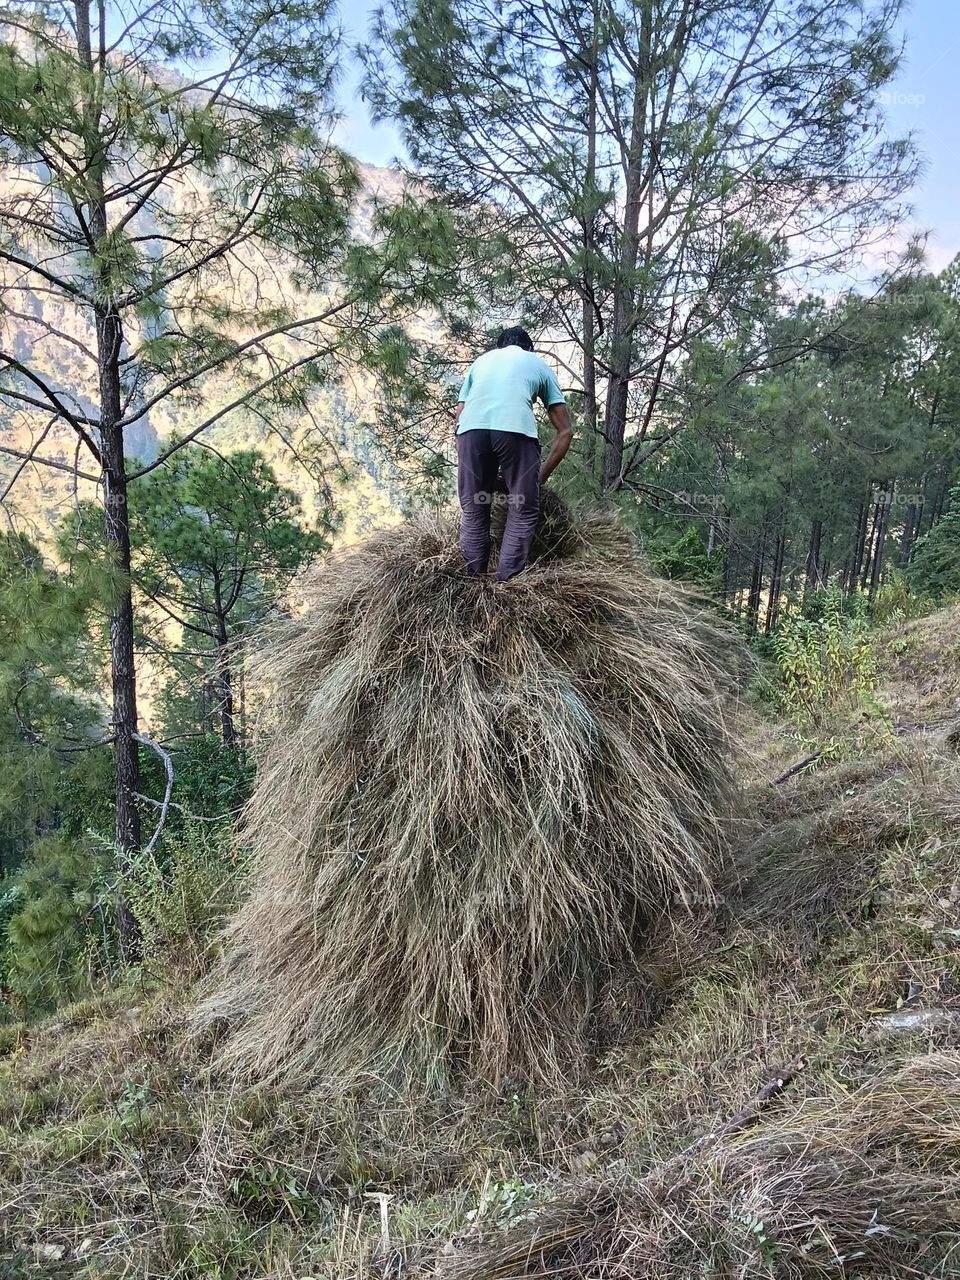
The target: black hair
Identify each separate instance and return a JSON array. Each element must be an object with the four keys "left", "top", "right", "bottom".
[{"left": 495, "top": 326, "right": 534, "bottom": 351}]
